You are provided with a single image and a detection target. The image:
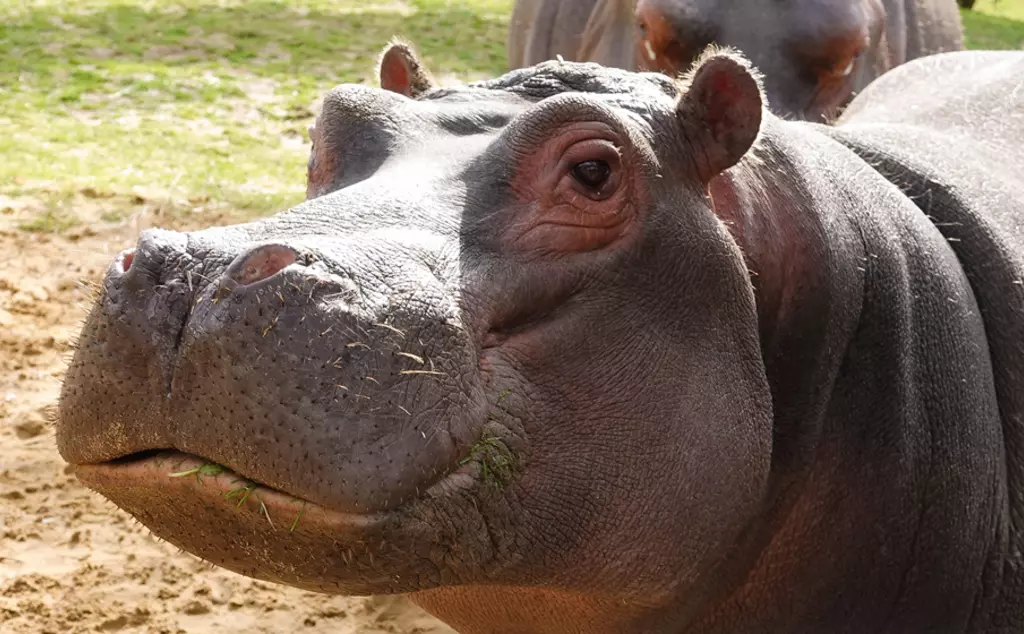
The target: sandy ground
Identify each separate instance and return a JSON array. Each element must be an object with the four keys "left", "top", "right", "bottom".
[{"left": 0, "top": 194, "right": 456, "bottom": 633}]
